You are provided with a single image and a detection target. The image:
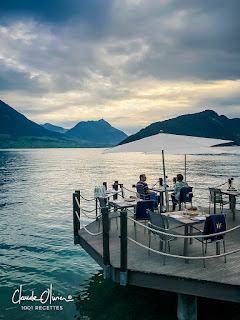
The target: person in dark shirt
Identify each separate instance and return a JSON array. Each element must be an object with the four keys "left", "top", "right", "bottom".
[{"left": 137, "top": 174, "right": 155, "bottom": 199}]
